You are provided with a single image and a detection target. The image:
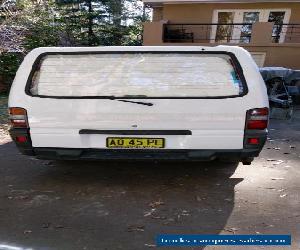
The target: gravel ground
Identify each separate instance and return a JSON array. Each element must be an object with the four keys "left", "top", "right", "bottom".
[{"left": 0, "top": 96, "right": 299, "bottom": 250}]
